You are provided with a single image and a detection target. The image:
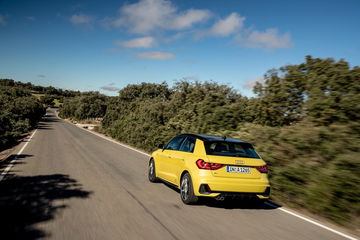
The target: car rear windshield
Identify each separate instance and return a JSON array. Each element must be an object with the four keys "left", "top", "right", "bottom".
[{"left": 204, "top": 141, "right": 260, "bottom": 158}]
